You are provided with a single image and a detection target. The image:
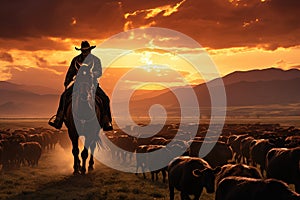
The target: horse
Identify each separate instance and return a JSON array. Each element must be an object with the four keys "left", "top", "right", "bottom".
[{"left": 63, "top": 64, "right": 104, "bottom": 175}]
